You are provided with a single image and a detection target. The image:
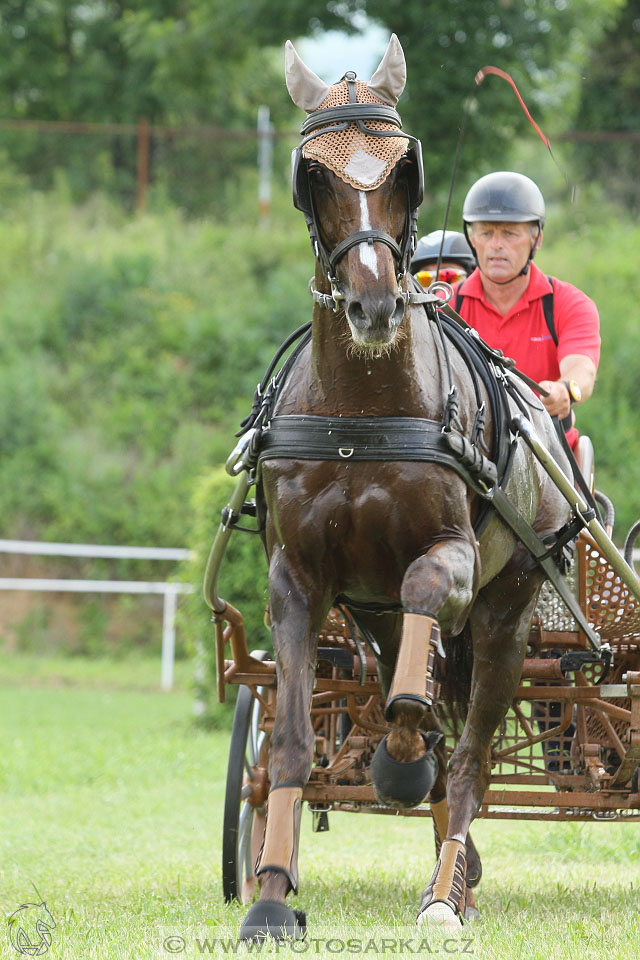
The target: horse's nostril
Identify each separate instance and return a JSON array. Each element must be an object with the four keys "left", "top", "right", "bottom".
[
  {"left": 392, "top": 298, "right": 405, "bottom": 326},
  {"left": 347, "top": 301, "right": 367, "bottom": 329}
]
